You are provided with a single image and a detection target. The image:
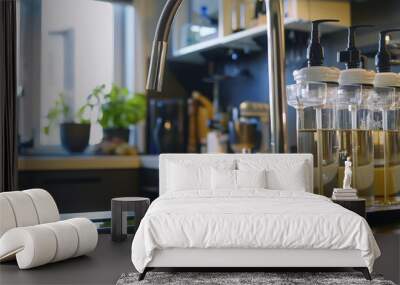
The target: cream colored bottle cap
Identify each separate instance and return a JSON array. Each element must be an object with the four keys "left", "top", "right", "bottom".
[
  {"left": 294, "top": 66, "right": 340, "bottom": 83},
  {"left": 373, "top": 72, "right": 400, "bottom": 88},
  {"left": 338, "top": 68, "right": 375, "bottom": 86}
]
